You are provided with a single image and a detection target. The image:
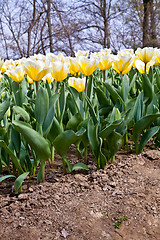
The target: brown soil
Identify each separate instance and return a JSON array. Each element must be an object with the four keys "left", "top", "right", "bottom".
[{"left": 0, "top": 148, "right": 160, "bottom": 240}]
